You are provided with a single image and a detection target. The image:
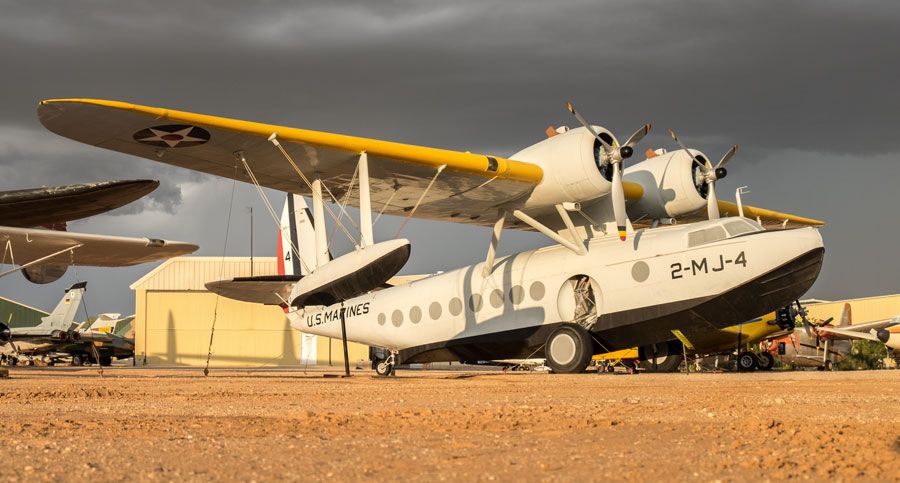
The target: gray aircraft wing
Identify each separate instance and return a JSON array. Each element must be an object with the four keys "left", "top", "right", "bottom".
[{"left": 0, "top": 179, "right": 158, "bottom": 227}]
